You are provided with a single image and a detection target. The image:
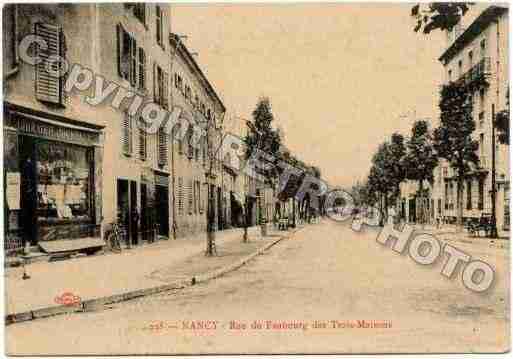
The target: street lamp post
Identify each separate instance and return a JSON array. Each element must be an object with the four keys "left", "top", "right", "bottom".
[
  {"left": 205, "top": 115, "right": 217, "bottom": 256},
  {"left": 490, "top": 104, "right": 498, "bottom": 239}
]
